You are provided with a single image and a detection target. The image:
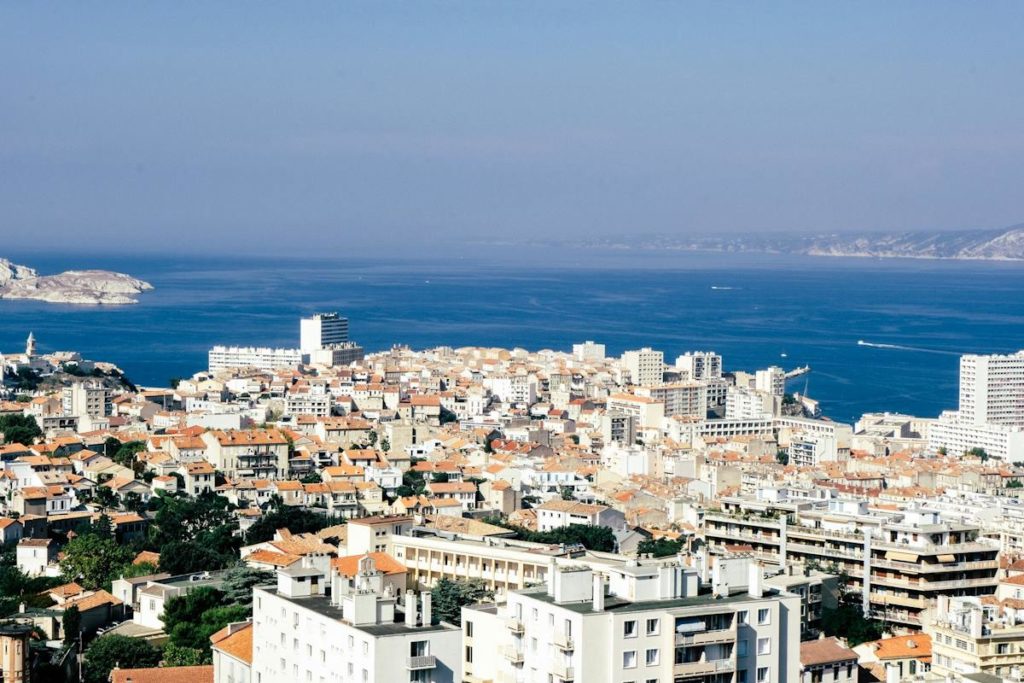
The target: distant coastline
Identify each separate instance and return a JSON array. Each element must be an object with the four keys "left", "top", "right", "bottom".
[{"left": 521, "top": 224, "right": 1024, "bottom": 263}]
